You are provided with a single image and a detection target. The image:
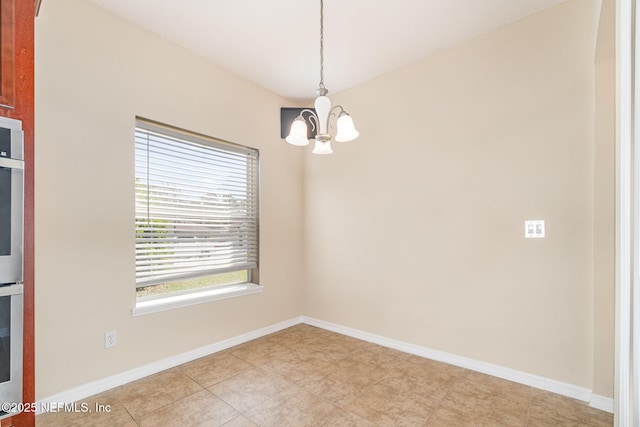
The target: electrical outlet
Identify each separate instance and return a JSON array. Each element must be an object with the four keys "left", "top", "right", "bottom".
[{"left": 105, "top": 331, "right": 117, "bottom": 349}]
